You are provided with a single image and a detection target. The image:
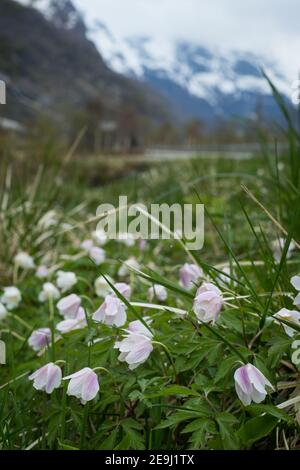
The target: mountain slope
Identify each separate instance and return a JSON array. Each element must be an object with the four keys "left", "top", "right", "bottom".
[
  {"left": 89, "top": 22, "right": 291, "bottom": 124},
  {"left": 0, "top": 0, "right": 169, "bottom": 125}
]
